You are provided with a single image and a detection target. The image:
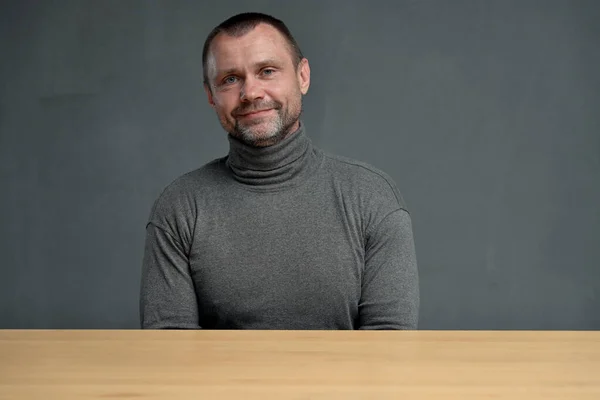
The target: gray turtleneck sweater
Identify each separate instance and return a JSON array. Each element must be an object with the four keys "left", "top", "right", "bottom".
[{"left": 140, "top": 123, "right": 419, "bottom": 329}]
